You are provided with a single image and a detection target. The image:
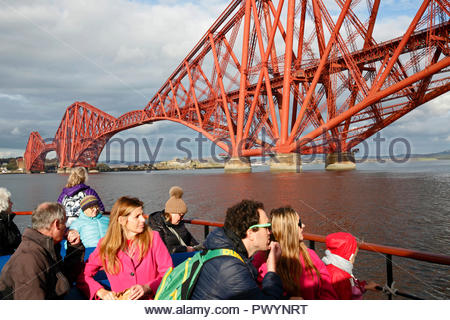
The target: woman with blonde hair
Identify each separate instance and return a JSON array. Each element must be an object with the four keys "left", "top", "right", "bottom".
[
  {"left": 57, "top": 167, "right": 104, "bottom": 226},
  {"left": 77, "top": 196, "right": 172, "bottom": 300},
  {"left": 253, "top": 206, "right": 337, "bottom": 299}
]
